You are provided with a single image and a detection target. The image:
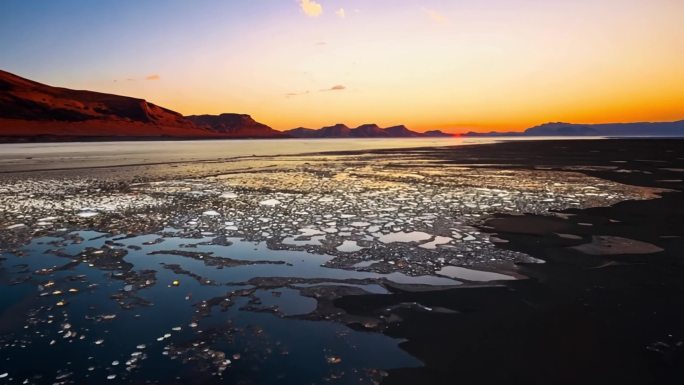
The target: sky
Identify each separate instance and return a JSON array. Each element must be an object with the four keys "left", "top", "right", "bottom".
[{"left": 1, "top": 0, "right": 683, "bottom": 132}]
